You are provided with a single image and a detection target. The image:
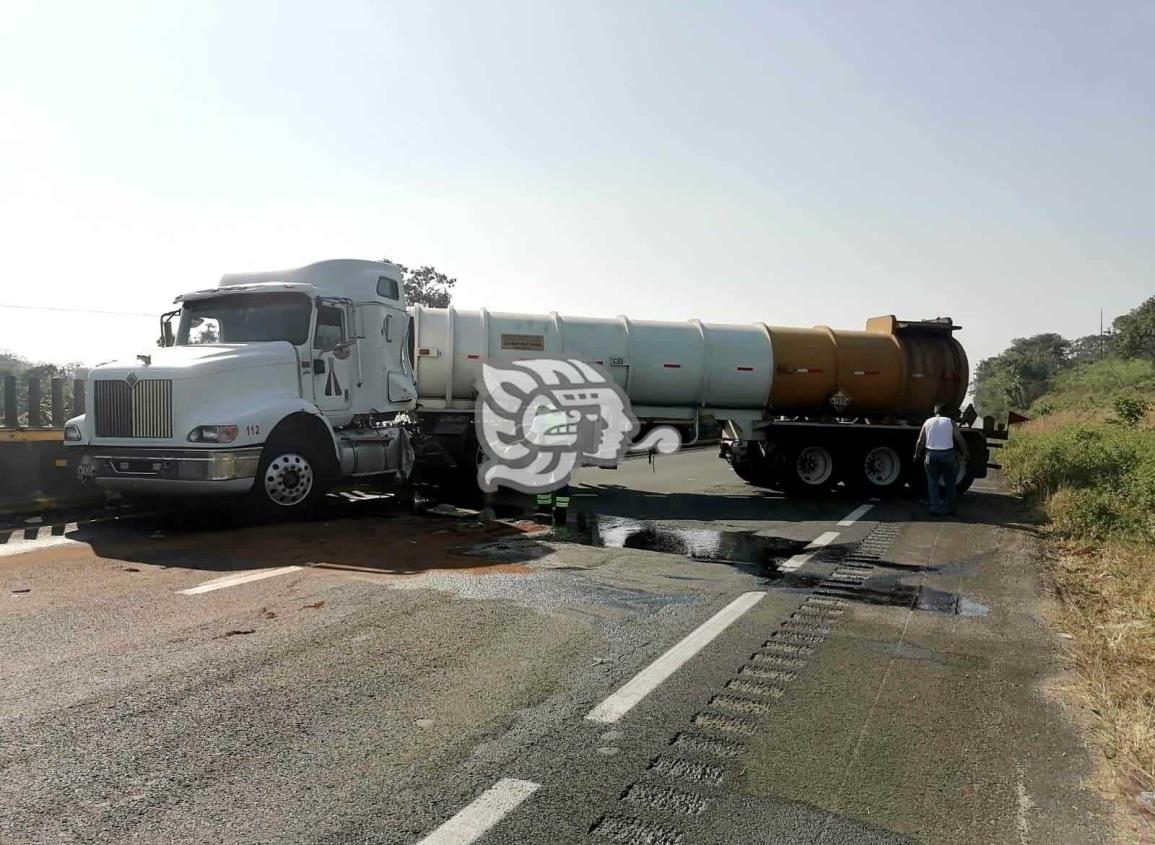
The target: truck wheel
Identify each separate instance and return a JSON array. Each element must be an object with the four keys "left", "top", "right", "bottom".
[
  {"left": 729, "top": 456, "right": 778, "bottom": 489},
  {"left": 783, "top": 444, "right": 837, "bottom": 494},
  {"left": 956, "top": 459, "right": 974, "bottom": 495},
  {"left": 249, "top": 439, "right": 330, "bottom": 518},
  {"left": 912, "top": 456, "right": 974, "bottom": 497},
  {"left": 854, "top": 444, "right": 907, "bottom": 495}
]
